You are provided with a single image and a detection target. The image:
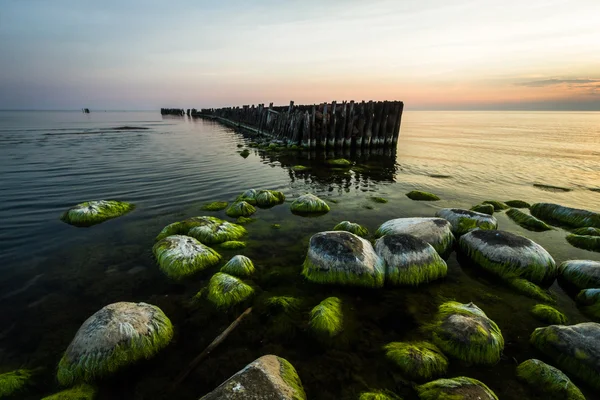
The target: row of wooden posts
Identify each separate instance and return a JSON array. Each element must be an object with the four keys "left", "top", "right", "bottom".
[{"left": 192, "top": 100, "right": 403, "bottom": 149}]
